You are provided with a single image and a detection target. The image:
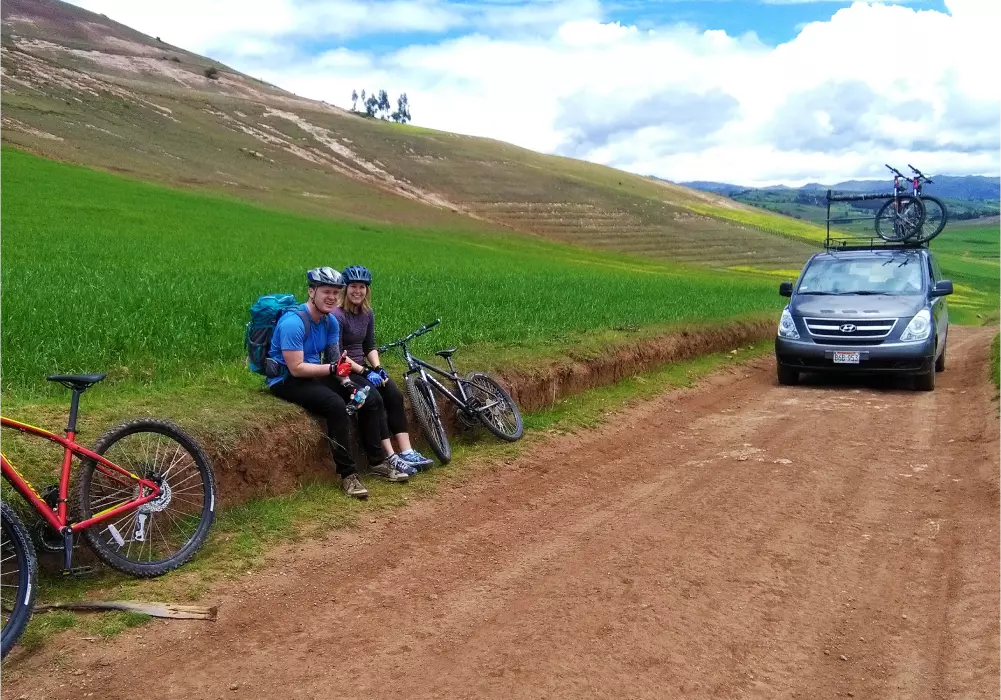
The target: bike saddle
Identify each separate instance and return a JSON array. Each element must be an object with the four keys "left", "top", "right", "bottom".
[
  {"left": 435, "top": 348, "right": 457, "bottom": 359},
  {"left": 45, "top": 373, "right": 107, "bottom": 391}
]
